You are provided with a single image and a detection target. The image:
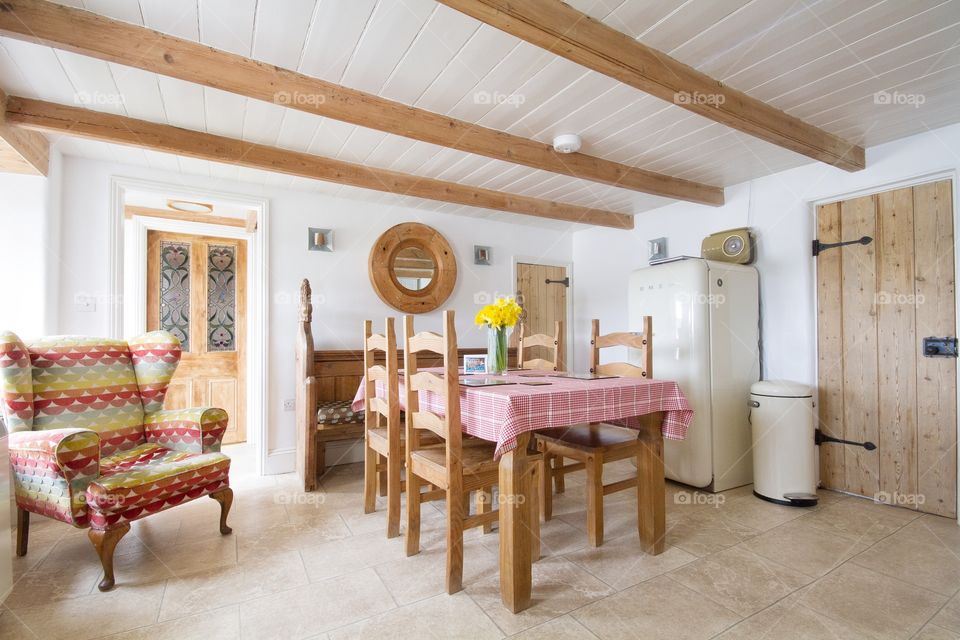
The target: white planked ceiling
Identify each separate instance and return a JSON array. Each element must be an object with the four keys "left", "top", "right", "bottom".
[{"left": 1, "top": 0, "right": 959, "bottom": 227}]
